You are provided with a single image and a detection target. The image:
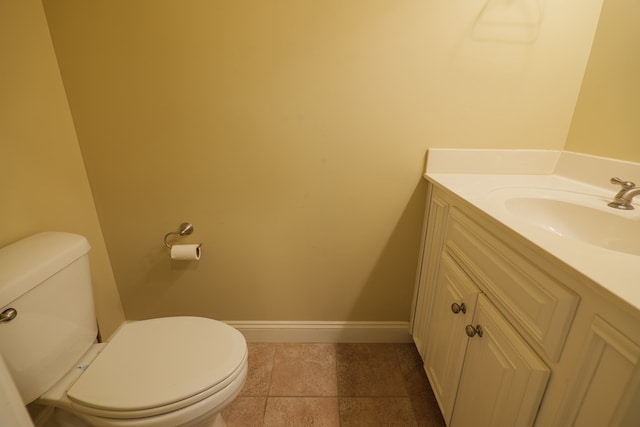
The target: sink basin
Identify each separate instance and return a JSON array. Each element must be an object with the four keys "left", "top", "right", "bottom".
[{"left": 489, "top": 189, "right": 640, "bottom": 256}]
